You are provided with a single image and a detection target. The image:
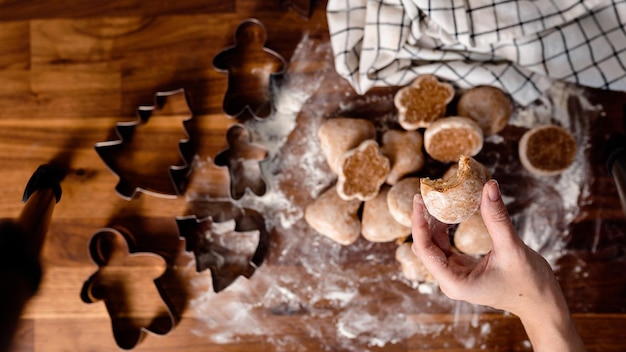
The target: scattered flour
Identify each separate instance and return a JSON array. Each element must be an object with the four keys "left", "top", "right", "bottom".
[
  {"left": 508, "top": 81, "right": 602, "bottom": 266},
  {"left": 185, "top": 33, "right": 601, "bottom": 350}
]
